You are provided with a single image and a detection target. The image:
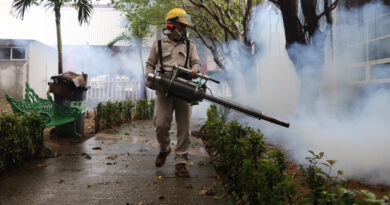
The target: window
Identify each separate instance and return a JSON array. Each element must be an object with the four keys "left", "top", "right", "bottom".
[
  {"left": 368, "top": 14, "right": 390, "bottom": 39},
  {"left": 347, "top": 12, "right": 390, "bottom": 83},
  {"left": 368, "top": 36, "right": 390, "bottom": 60},
  {"left": 0, "top": 47, "right": 11, "bottom": 60},
  {"left": 371, "top": 63, "right": 390, "bottom": 80},
  {"left": 11, "top": 47, "right": 26, "bottom": 60}
]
